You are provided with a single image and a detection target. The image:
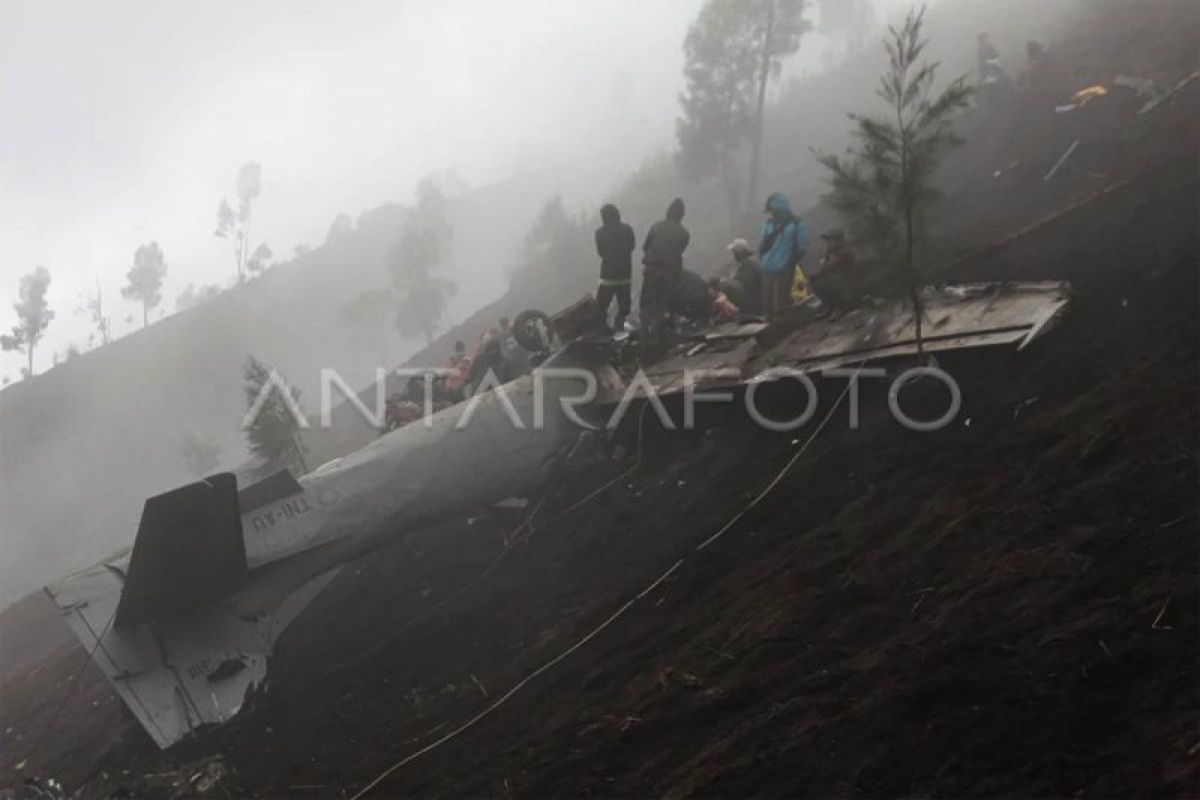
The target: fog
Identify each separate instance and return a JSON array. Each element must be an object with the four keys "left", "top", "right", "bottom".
[
  {"left": 1, "top": 0, "right": 712, "bottom": 372},
  {"left": 0, "top": 0, "right": 1085, "bottom": 607}
]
